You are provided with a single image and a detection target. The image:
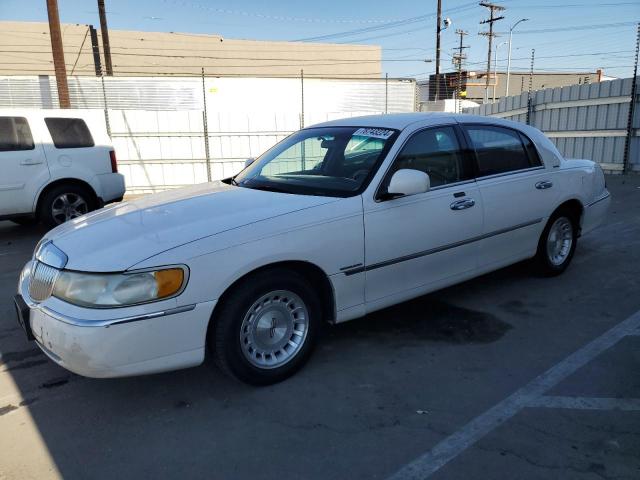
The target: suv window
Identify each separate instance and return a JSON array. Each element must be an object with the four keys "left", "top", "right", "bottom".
[
  {"left": 45, "top": 118, "right": 94, "bottom": 148},
  {"left": 465, "top": 125, "right": 535, "bottom": 176},
  {"left": 388, "top": 126, "right": 468, "bottom": 188},
  {"left": 0, "top": 117, "right": 34, "bottom": 152}
]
